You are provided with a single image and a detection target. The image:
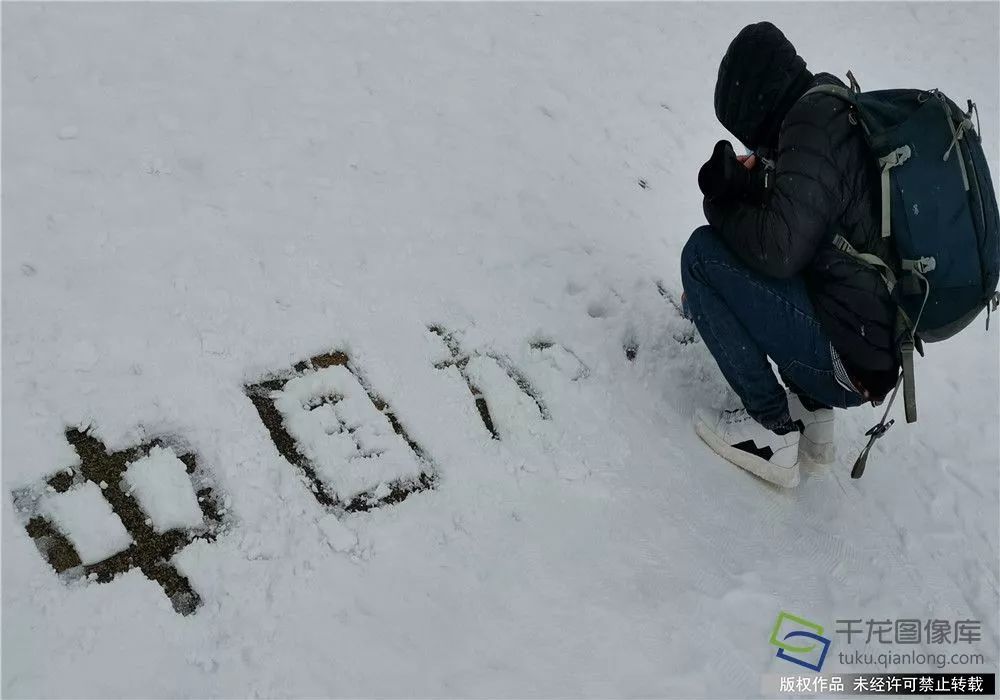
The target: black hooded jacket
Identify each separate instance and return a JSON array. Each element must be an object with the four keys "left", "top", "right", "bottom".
[{"left": 704, "top": 22, "right": 899, "bottom": 399}]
